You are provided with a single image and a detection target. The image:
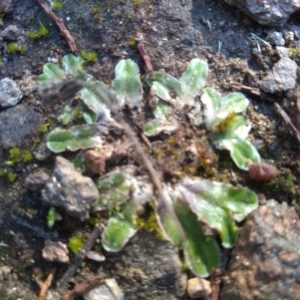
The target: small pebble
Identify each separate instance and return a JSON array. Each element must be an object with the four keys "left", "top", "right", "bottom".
[
  {"left": 187, "top": 277, "right": 211, "bottom": 299},
  {"left": 42, "top": 240, "right": 70, "bottom": 263},
  {"left": 24, "top": 171, "right": 49, "bottom": 192},
  {"left": 249, "top": 162, "right": 277, "bottom": 182}
]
